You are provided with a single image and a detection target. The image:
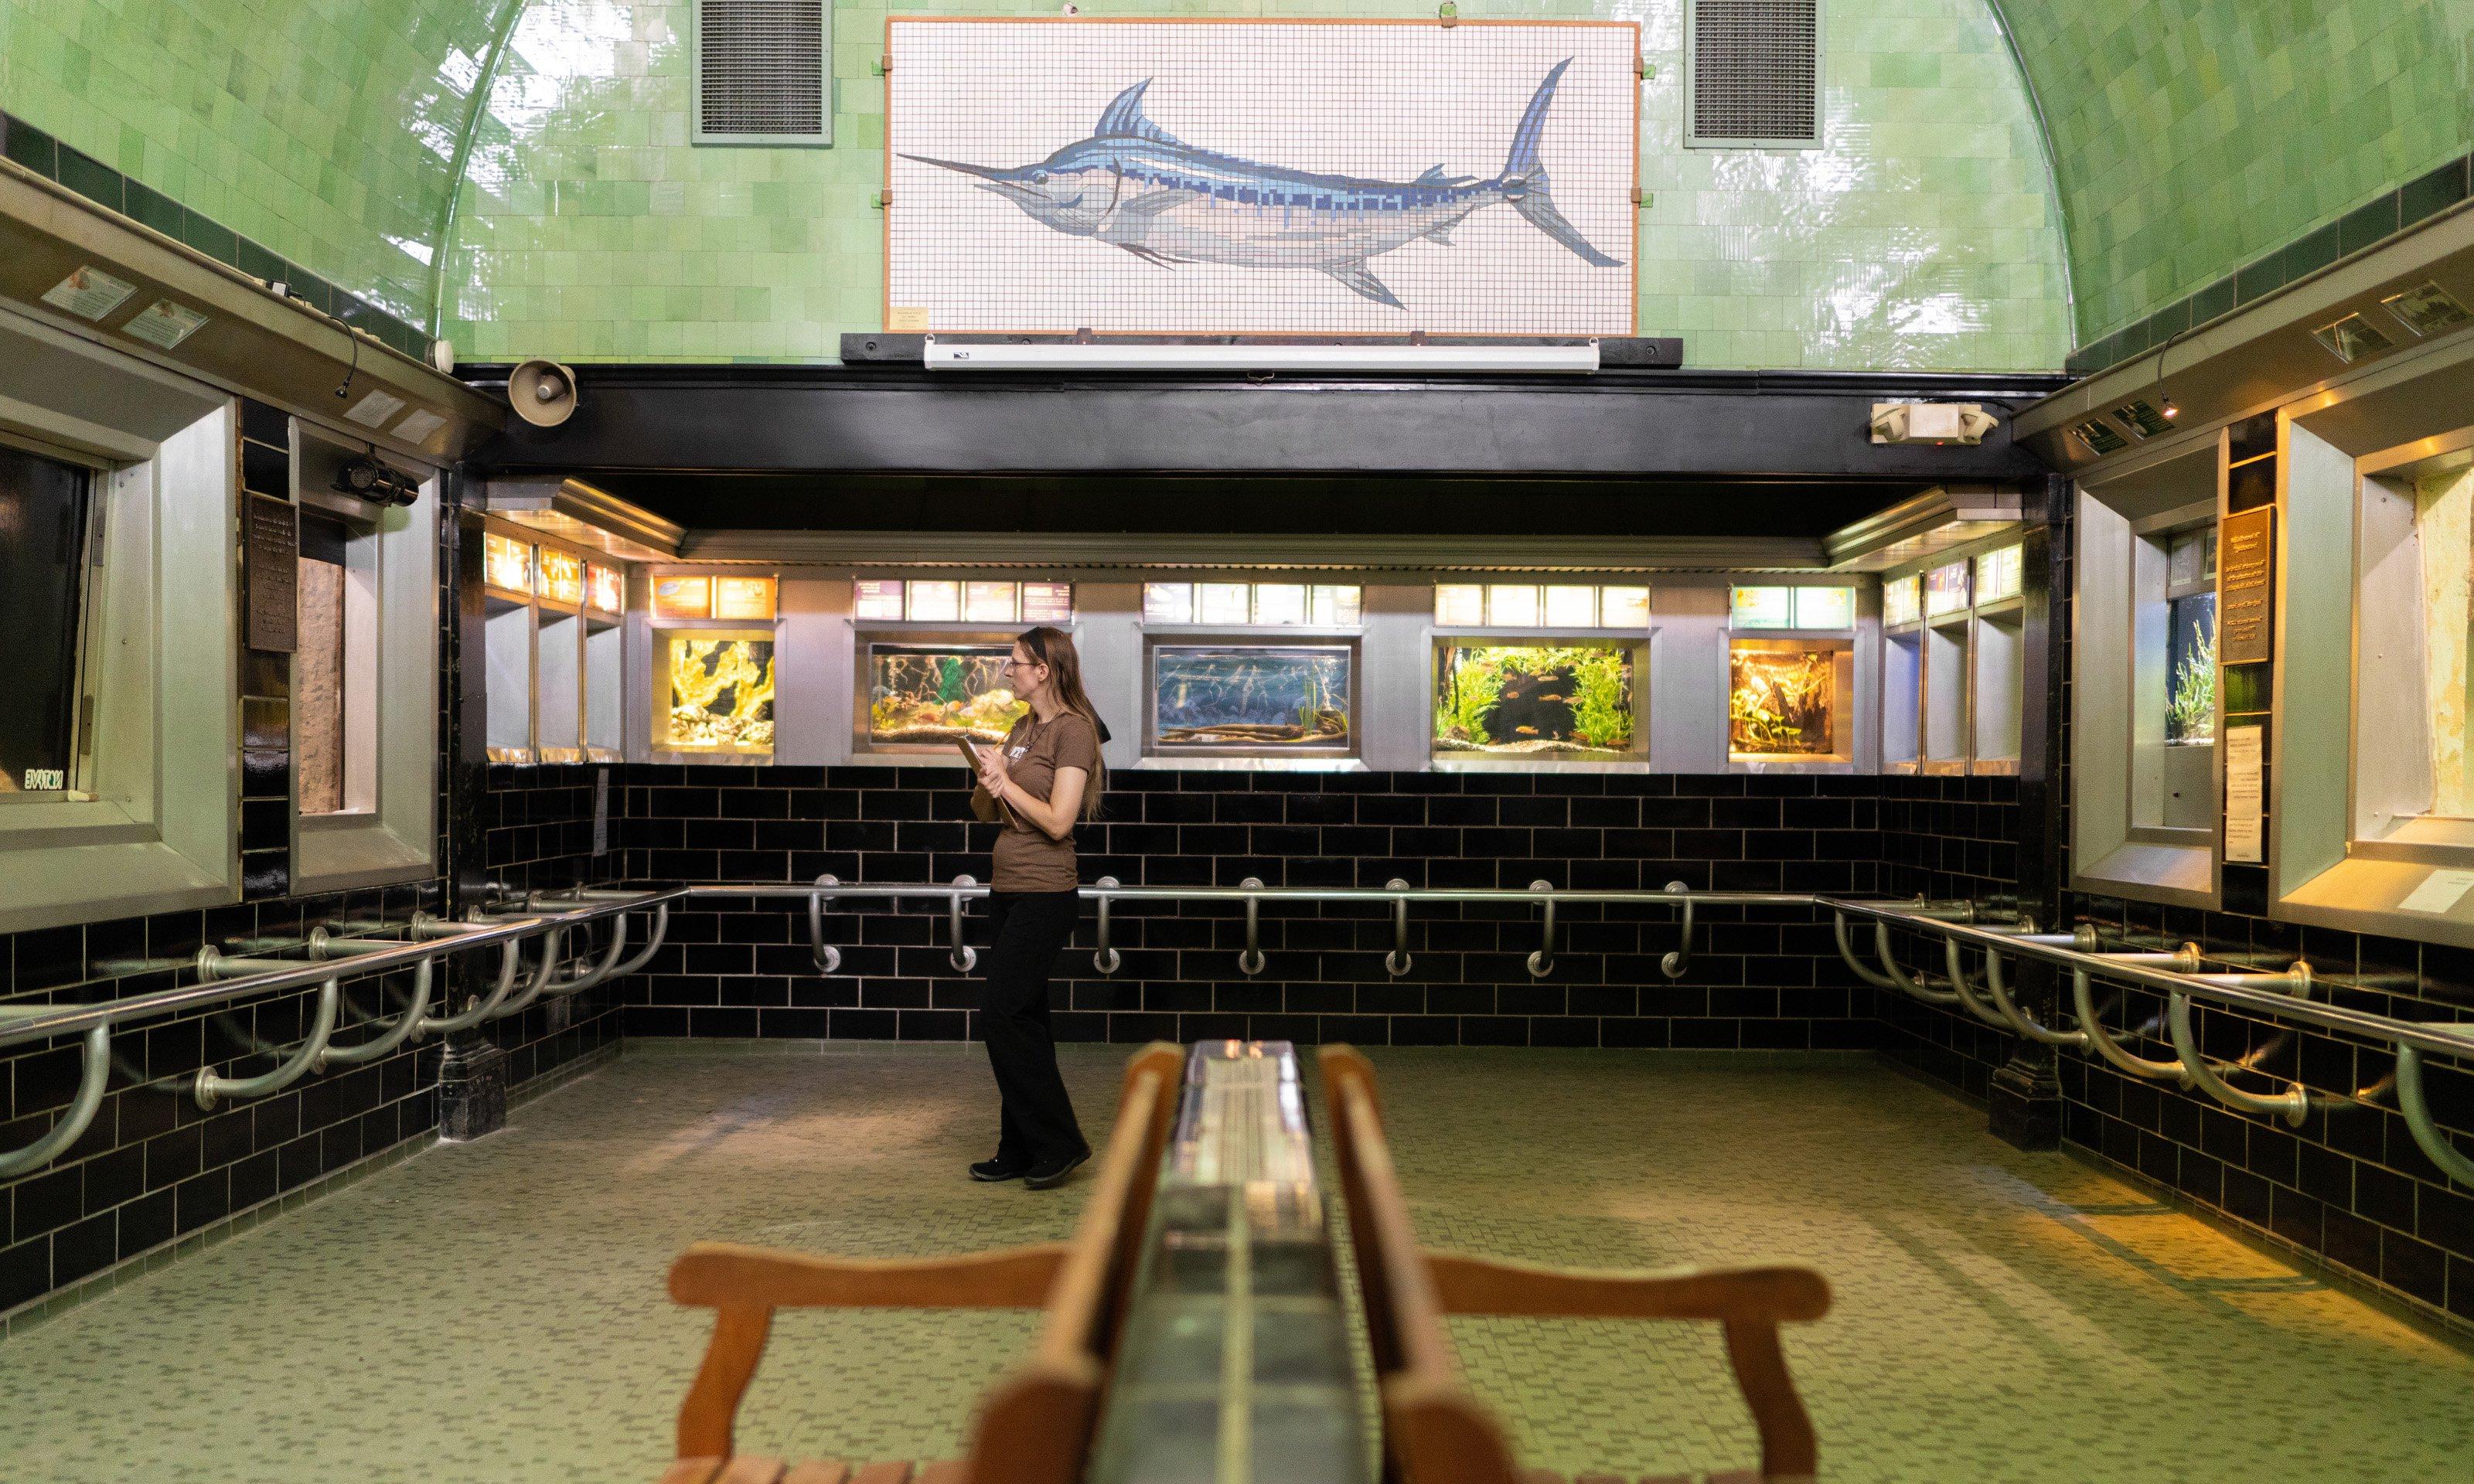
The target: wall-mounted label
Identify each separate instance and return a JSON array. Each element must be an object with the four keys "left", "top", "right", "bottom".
[
  {"left": 343, "top": 389, "right": 407, "bottom": 428},
  {"left": 2400, "top": 869, "right": 2474, "bottom": 914},
  {"left": 244, "top": 492, "right": 299, "bottom": 653},
  {"left": 714, "top": 575, "right": 777, "bottom": 621},
  {"left": 394, "top": 408, "right": 447, "bottom": 444},
  {"left": 43, "top": 266, "right": 136, "bottom": 321},
  {"left": 1021, "top": 581, "right": 1075, "bottom": 623},
  {"left": 124, "top": 299, "right": 209, "bottom": 349},
  {"left": 653, "top": 574, "right": 713, "bottom": 618},
  {"left": 887, "top": 305, "right": 930, "bottom": 332},
  {"left": 22, "top": 768, "right": 66, "bottom": 791},
  {"left": 2224, "top": 723, "right": 2263, "bottom": 863},
  {"left": 2218, "top": 507, "right": 2275, "bottom": 665},
  {"left": 854, "top": 579, "right": 906, "bottom": 619}
]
